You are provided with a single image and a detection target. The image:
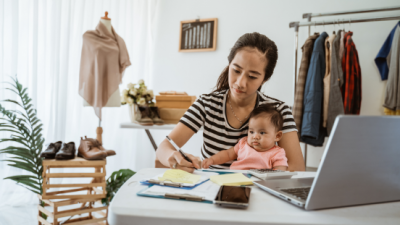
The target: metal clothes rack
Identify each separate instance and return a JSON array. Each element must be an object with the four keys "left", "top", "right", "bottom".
[{"left": 289, "top": 6, "right": 400, "bottom": 167}]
